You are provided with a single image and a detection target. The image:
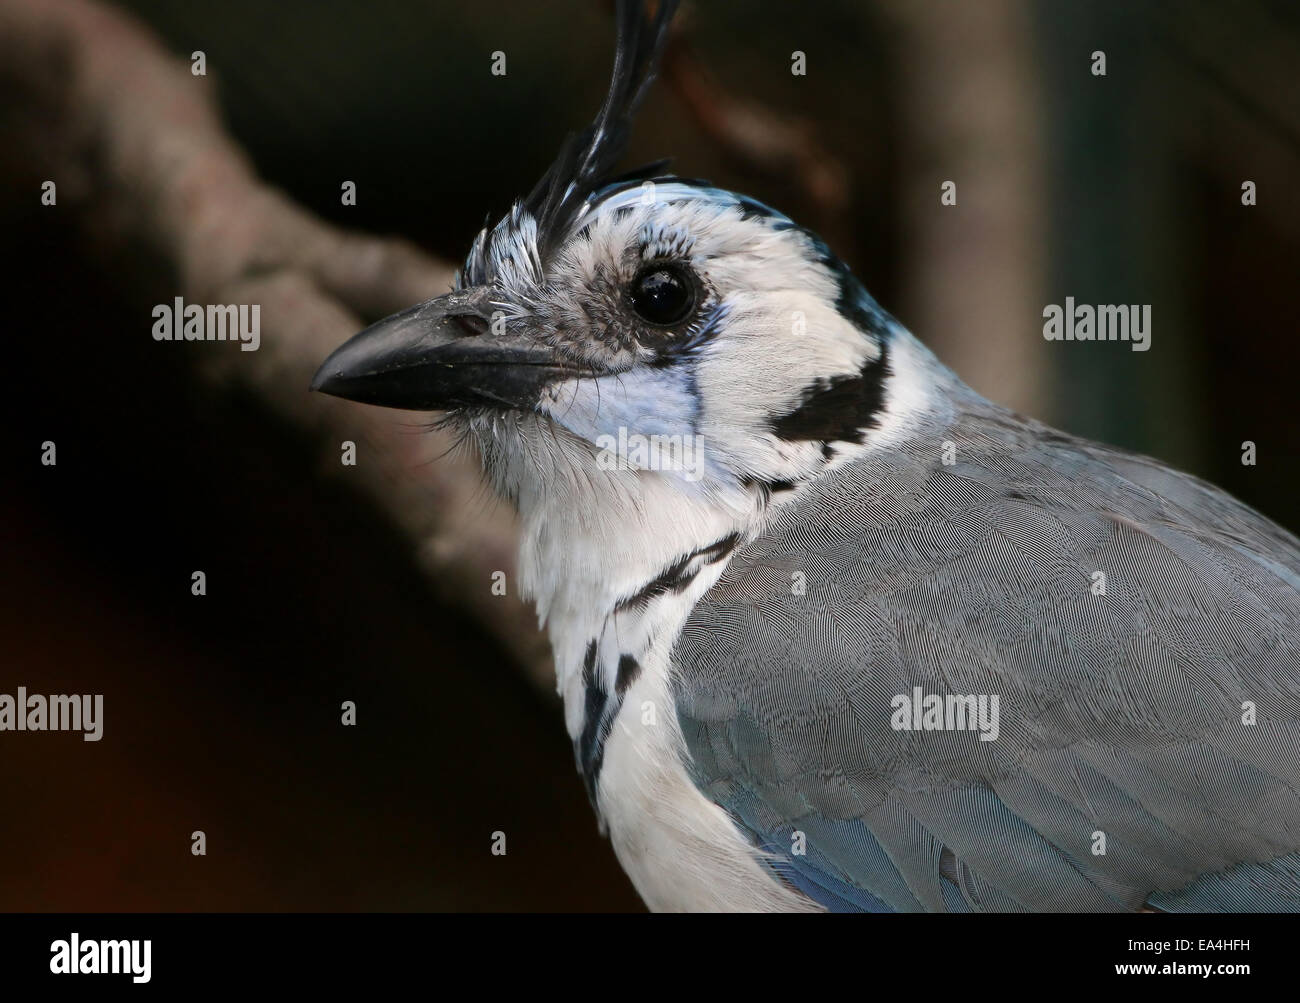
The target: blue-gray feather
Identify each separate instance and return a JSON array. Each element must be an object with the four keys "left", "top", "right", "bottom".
[{"left": 673, "top": 384, "right": 1300, "bottom": 912}]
